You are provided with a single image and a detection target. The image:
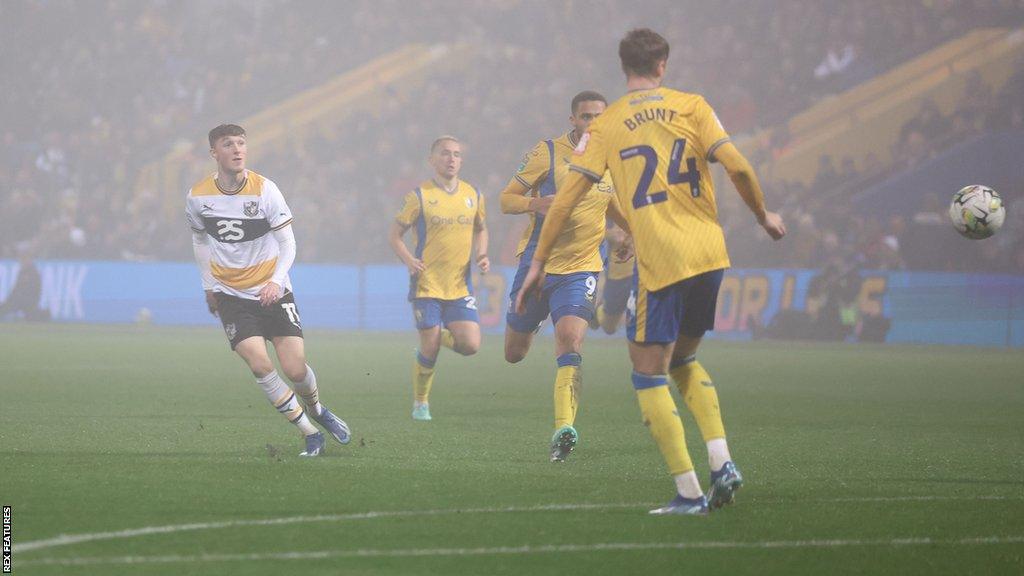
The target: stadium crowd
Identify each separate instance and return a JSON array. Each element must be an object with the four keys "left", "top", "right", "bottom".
[
  {"left": 2, "top": 0, "right": 1023, "bottom": 272},
  {"left": 726, "top": 64, "right": 1024, "bottom": 273}
]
